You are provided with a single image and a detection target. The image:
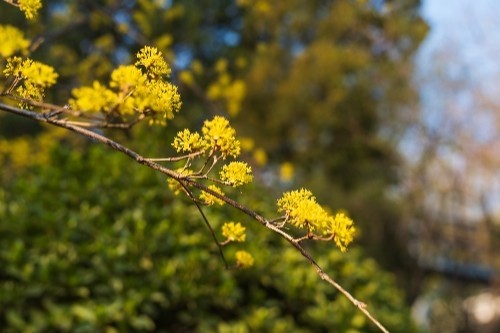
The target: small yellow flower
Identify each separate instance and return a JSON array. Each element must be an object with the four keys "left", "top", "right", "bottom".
[
  {"left": 133, "top": 80, "right": 181, "bottom": 120},
  {"left": 220, "top": 161, "right": 253, "bottom": 186},
  {"left": 277, "top": 188, "right": 314, "bottom": 224},
  {"left": 135, "top": 46, "right": 171, "bottom": 78},
  {"left": 18, "top": 0, "right": 42, "bottom": 20},
  {"left": 202, "top": 116, "right": 241, "bottom": 159},
  {"left": 4, "top": 57, "right": 58, "bottom": 88},
  {"left": 20, "top": 60, "right": 59, "bottom": 88},
  {"left": 199, "top": 185, "right": 225, "bottom": 206},
  {"left": 16, "top": 80, "right": 43, "bottom": 103},
  {"left": 110, "top": 65, "right": 146, "bottom": 92},
  {"left": 0, "top": 25, "right": 29, "bottom": 58},
  {"left": 70, "top": 81, "right": 118, "bottom": 113},
  {"left": 4, "top": 57, "right": 58, "bottom": 107},
  {"left": 172, "top": 129, "right": 205, "bottom": 153},
  {"left": 221, "top": 222, "right": 246, "bottom": 242},
  {"left": 277, "top": 188, "right": 329, "bottom": 231},
  {"left": 326, "top": 213, "right": 356, "bottom": 253},
  {"left": 235, "top": 250, "right": 254, "bottom": 268},
  {"left": 3, "top": 56, "right": 23, "bottom": 77}
]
